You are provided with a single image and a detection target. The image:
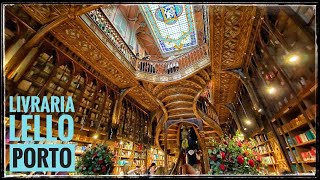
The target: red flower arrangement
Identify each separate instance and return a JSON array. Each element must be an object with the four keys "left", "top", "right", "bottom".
[
  {"left": 237, "top": 155, "right": 244, "bottom": 165},
  {"left": 208, "top": 130, "right": 266, "bottom": 175},
  {"left": 76, "top": 144, "right": 114, "bottom": 175}
]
